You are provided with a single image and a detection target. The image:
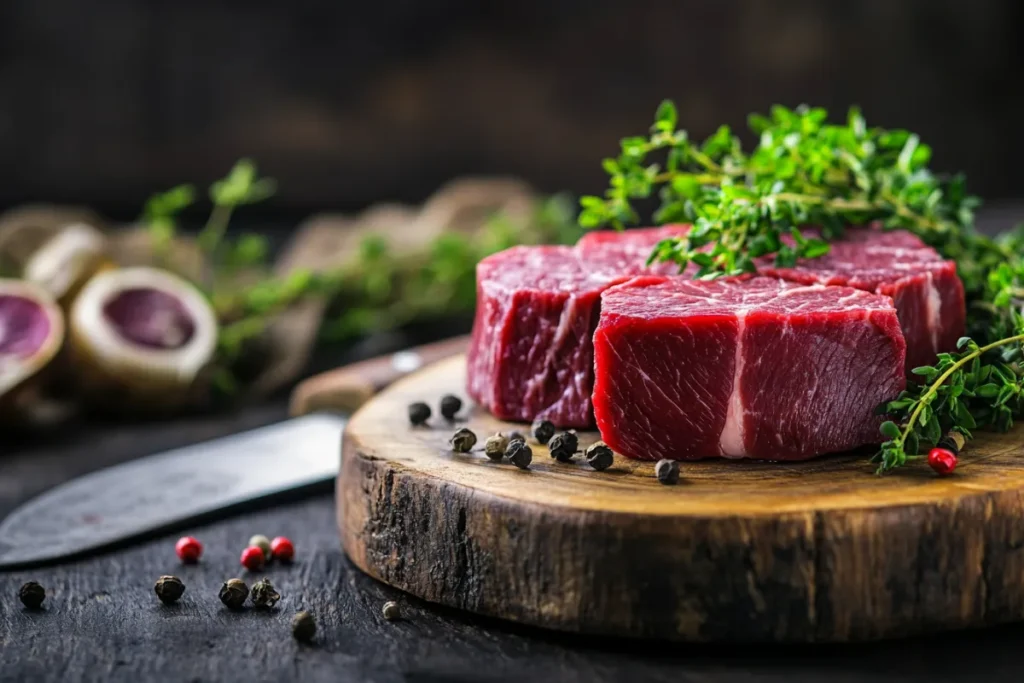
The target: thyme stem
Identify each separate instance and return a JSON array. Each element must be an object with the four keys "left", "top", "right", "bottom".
[{"left": 896, "top": 334, "right": 1024, "bottom": 451}]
